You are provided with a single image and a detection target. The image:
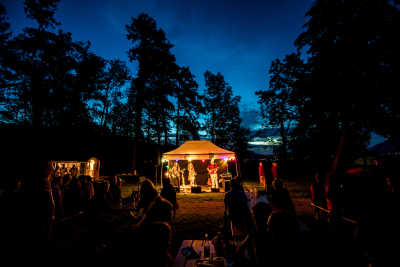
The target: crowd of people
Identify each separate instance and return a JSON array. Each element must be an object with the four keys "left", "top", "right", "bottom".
[
  {"left": 220, "top": 177, "right": 299, "bottom": 266},
  {"left": 1, "top": 162, "right": 124, "bottom": 257}
]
